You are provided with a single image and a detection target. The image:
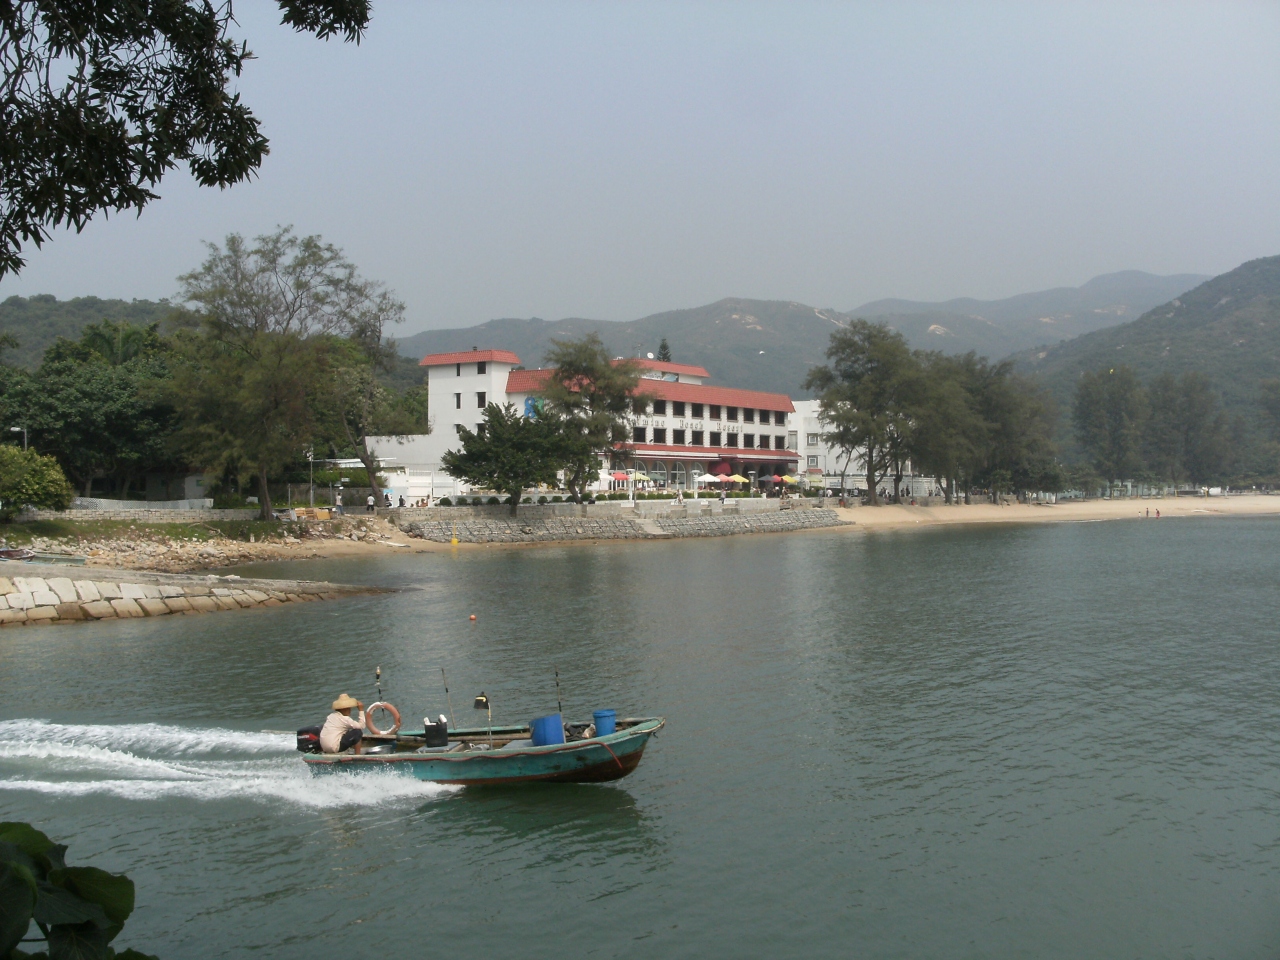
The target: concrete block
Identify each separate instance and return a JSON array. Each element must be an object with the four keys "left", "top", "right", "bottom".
[
  {"left": 187, "top": 596, "right": 218, "bottom": 612},
  {"left": 0, "top": 608, "right": 27, "bottom": 623},
  {"left": 27, "top": 606, "right": 57, "bottom": 621},
  {"left": 0, "top": 577, "right": 14, "bottom": 595},
  {"left": 96, "top": 582, "right": 122, "bottom": 599},
  {"left": 0, "top": 596, "right": 7, "bottom": 610},
  {"left": 55, "top": 602, "right": 86, "bottom": 621},
  {"left": 262, "top": 598, "right": 284, "bottom": 607},
  {"left": 138, "top": 598, "right": 170, "bottom": 616},
  {"left": 81, "top": 601, "right": 116, "bottom": 619},
  {"left": 215, "top": 597, "right": 240, "bottom": 611},
  {"left": 267, "top": 591, "right": 288, "bottom": 601},
  {"left": 74, "top": 580, "right": 101, "bottom": 602},
  {"left": 186, "top": 585, "right": 212, "bottom": 596},
  {"left": 13, "top": 577, "right": 47, "bottom": 594},
  {"left": 47, "top": 578, "right": 77, "bottom": 603},
  {"left": 8, "top": 592, "right": 32, "bottom": 610},
  {"left": 212, "top": 588, "right": 232, "bottom": 597},
  {"left": 159, "top": 586, "right": 185, "bottom": 598},
  {"left": 110, "top": 598, "right": 145, "bottom": 618},
  {"left": 234, "top": 594, "right": 257, "bottom": 607},
  {"left": 164, "top": 597, "right": 192, "bottom": 613},
  {"left": 120, "top": 583, "right": 147, "bottom": 599},
  {"left": 140, "top": 585, "right": 162, "bottom": 599},
  {"left": 245, "top": 590, "right": 270, "bottom": 603},
  {"left": 33, "top": 590, "right": 60, "bottom": 606}
]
